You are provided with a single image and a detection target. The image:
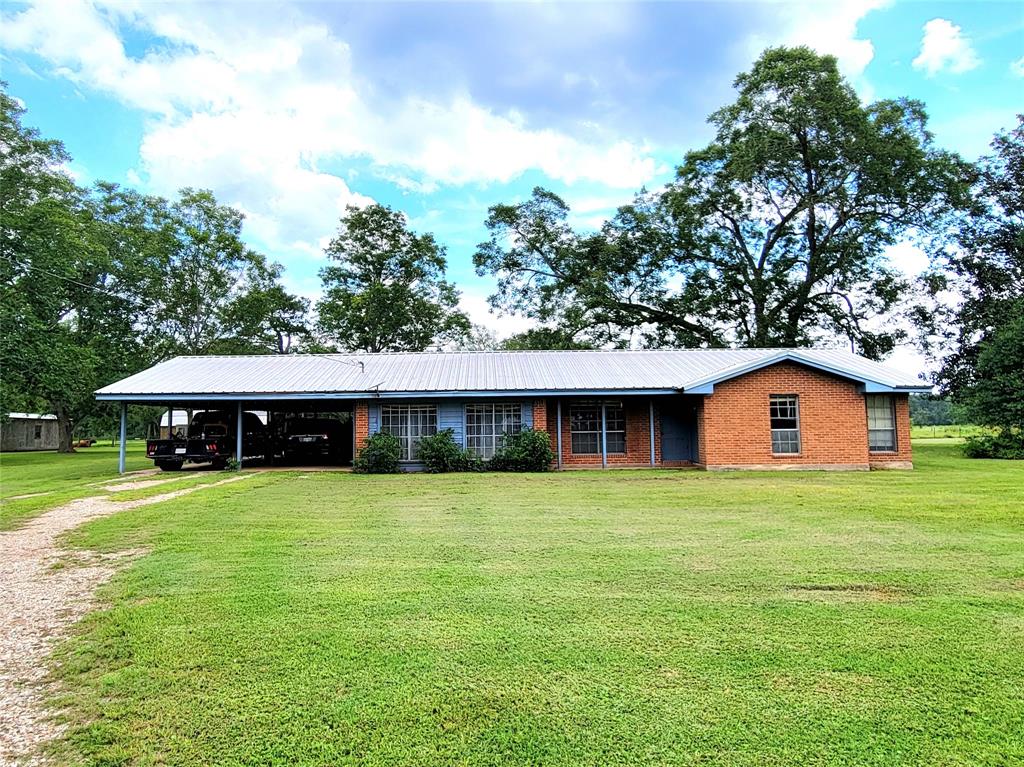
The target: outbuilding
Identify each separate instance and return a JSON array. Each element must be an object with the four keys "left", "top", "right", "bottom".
[
  {"left": 1, "top": 413, "right": 59, "bottom": 452},
  {"left": 96, "top": 348, "right": 930, "bottom": 474}
]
